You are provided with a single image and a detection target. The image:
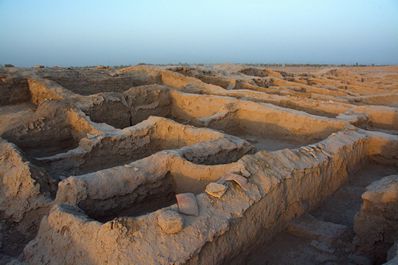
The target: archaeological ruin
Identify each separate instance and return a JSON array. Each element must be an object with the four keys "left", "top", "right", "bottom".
[{"left": 0, "top": 65, "right": 397, "bottom": 265}]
